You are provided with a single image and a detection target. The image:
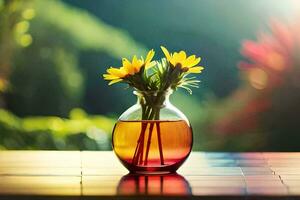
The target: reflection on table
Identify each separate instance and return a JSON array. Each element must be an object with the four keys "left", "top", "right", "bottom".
[{"left": 117, "top": 173, "right": 191, "bottom": 196}]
